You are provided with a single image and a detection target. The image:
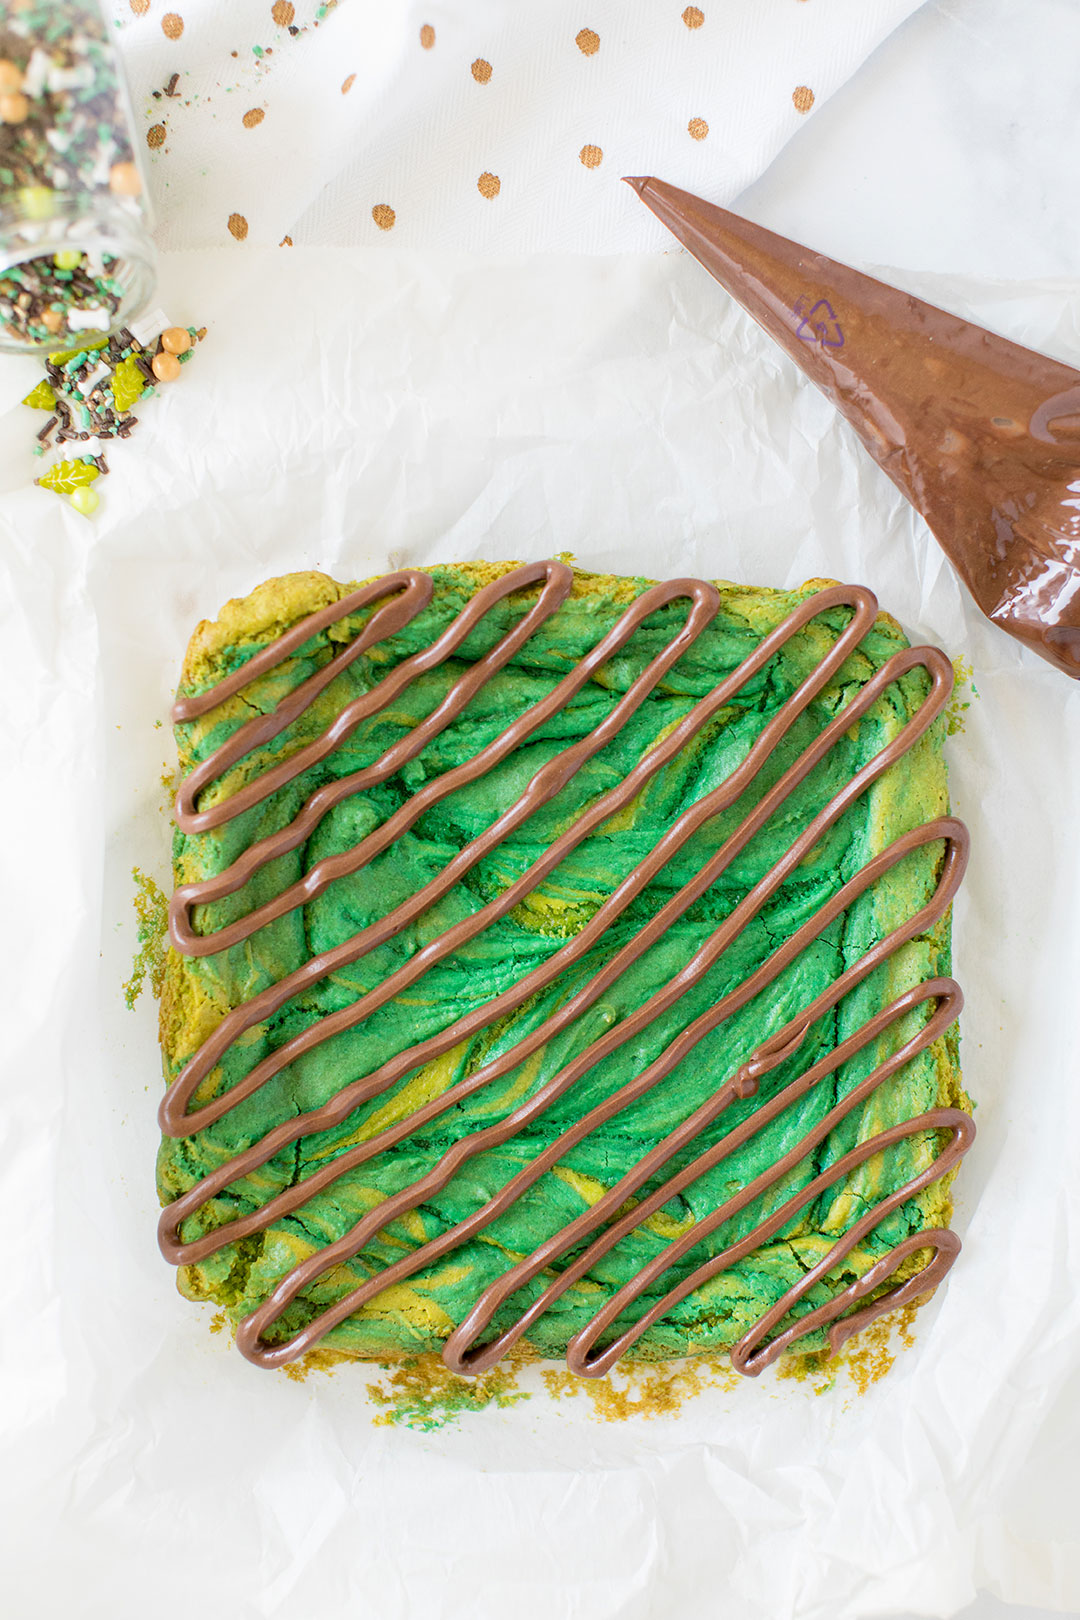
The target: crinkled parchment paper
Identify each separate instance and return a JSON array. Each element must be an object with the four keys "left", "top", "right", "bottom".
[{"left": 1, "top": 247, "right": 1078, "bottom": 1619}]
